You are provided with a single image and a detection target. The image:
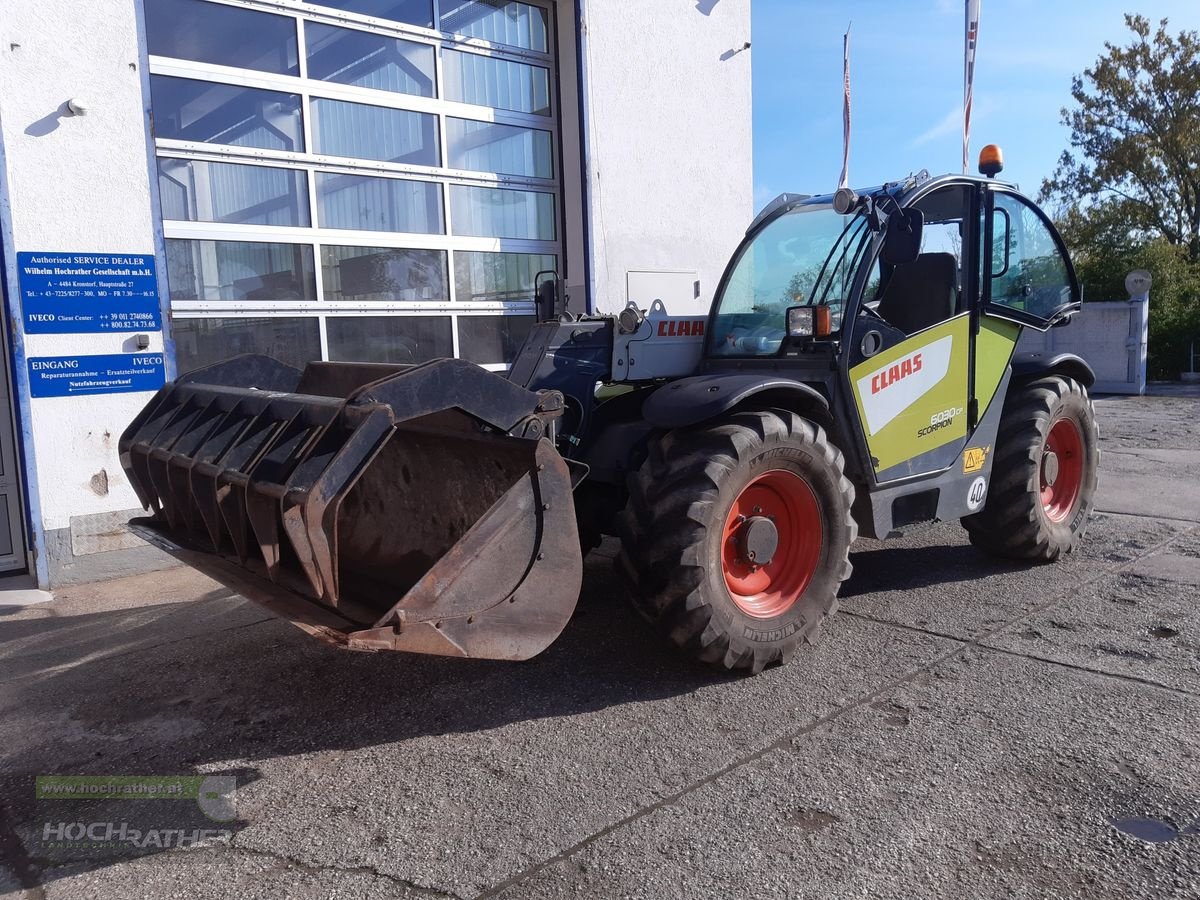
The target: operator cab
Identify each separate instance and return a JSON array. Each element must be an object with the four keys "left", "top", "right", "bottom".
[{"left": 707, "top": 162, "right": 1080, "bottom": 367}]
